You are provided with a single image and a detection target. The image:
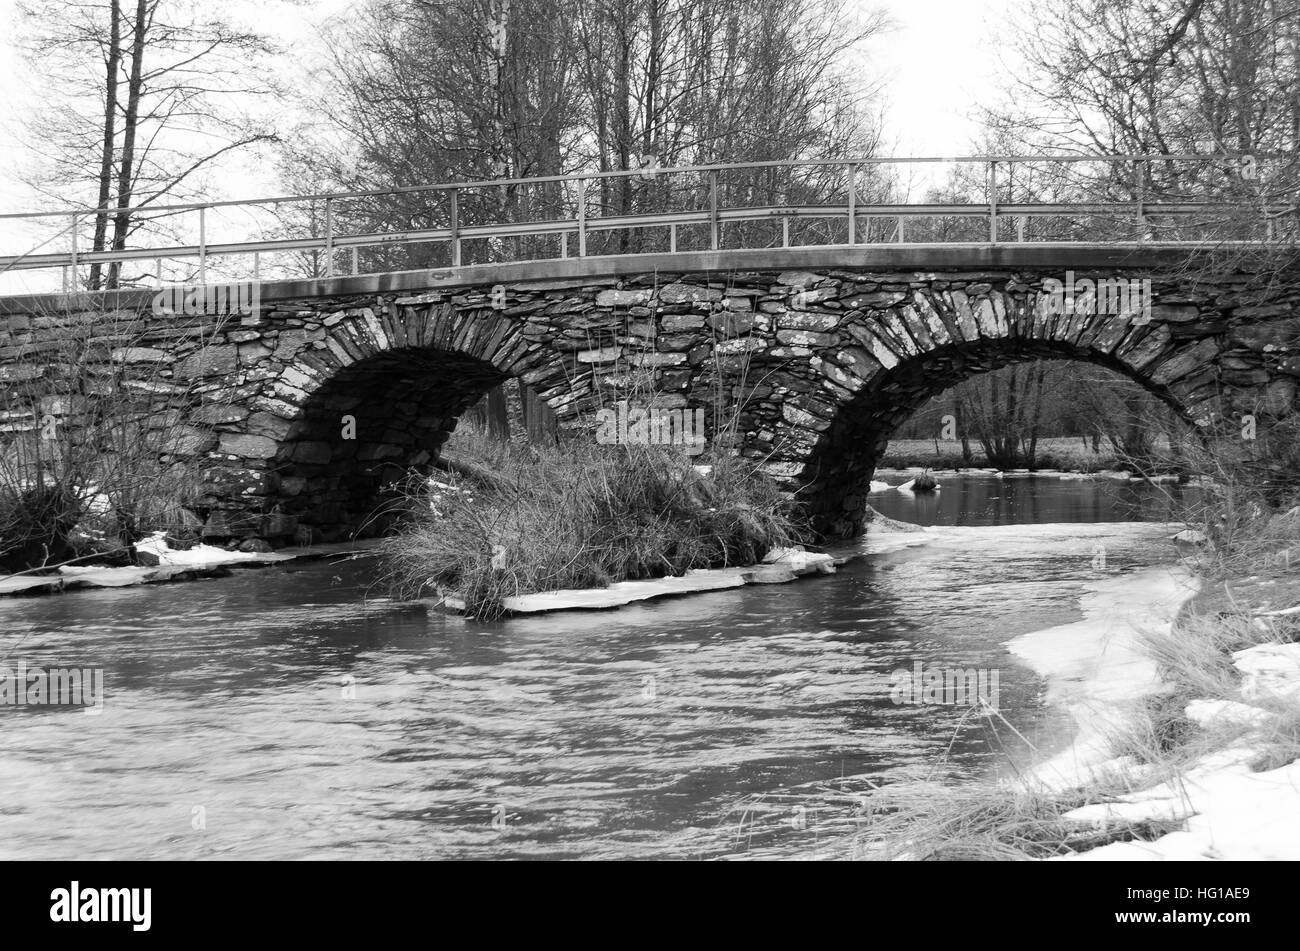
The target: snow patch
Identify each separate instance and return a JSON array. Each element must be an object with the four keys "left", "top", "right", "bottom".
[
  {"left": 1233, "top": 643, "right": 1300, "bottom": 703},
  {"left": 135, "top": 532, "right": 291, "bottom": 567},
  {"left": 439, "top": 546, "right": 839, "bottom": 615},
  {"left": 1014, "top": 566, "right": 1300, "bottom": 860},
  {"left": 894, "top": 478, "right": 942, "bottom": 493},
  {"left": 1008, "top": 566, "right": 1198, "bottom": 793},
  {"left": 1058, "top": 755, "right": 1300, "bottom": 861}
]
